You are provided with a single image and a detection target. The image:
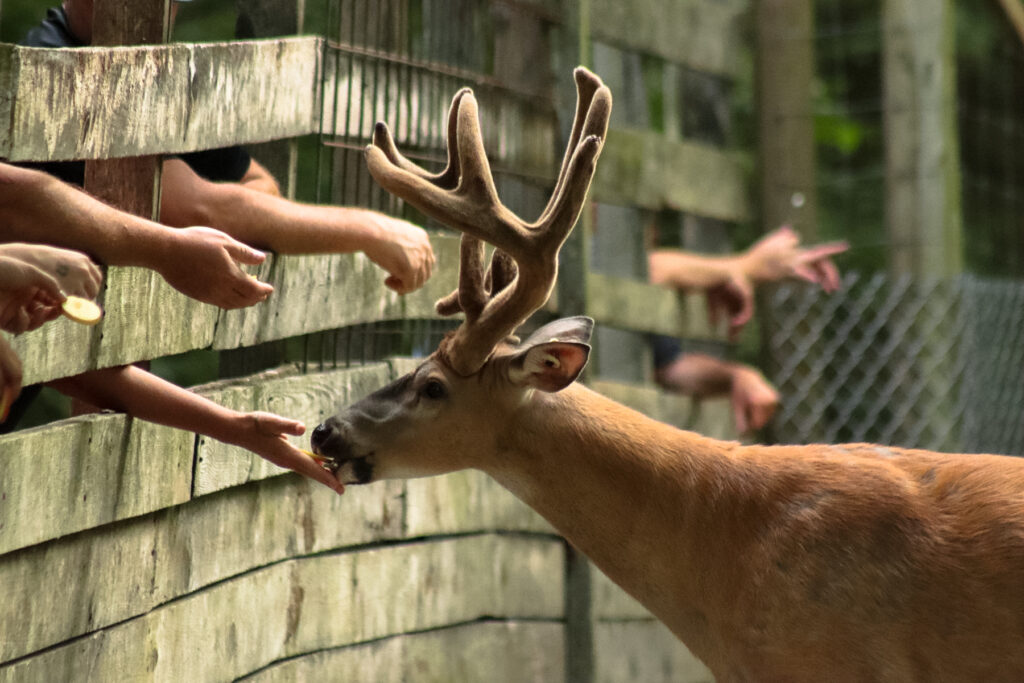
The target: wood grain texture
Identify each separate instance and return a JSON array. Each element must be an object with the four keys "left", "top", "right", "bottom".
[
  {"left": 247, "top": 621, "right": 565, "bottom": 683},
  {"left": 0, "top": 413, "right": 192, "bottom": 556},
  {"left": 1, "top": 38, "right": 320, "bottom": 163},
  {"left": 589, "top": 378, "right": 736, "bottom": 439},
  {"left": 585, "top": 273, "right": 714, "bottom": 340},
  {"left": 590, "top": 0, "right": 748, "bottom": 77},
  {"left": 0, "top": 475, "right": 404, "bottom": 663},
  {"left": 595, "top": 129, "right": 751, "bottom": 222},
  {"left": 0, "top": 536, "right": 563, "bottom": 681},
  {"left": 594, "top": 620, "right": 713, "bottom": 683}
]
